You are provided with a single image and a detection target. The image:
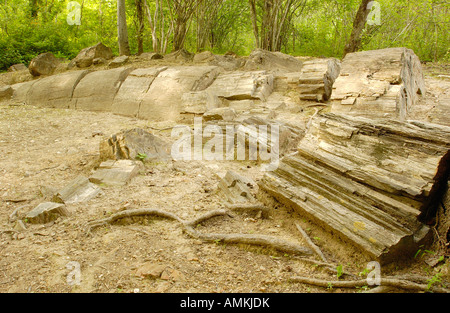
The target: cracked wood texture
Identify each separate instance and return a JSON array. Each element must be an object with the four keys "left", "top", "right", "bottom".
[{"left": 259, "top": 113, "right": 450, "bottom": 264}]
